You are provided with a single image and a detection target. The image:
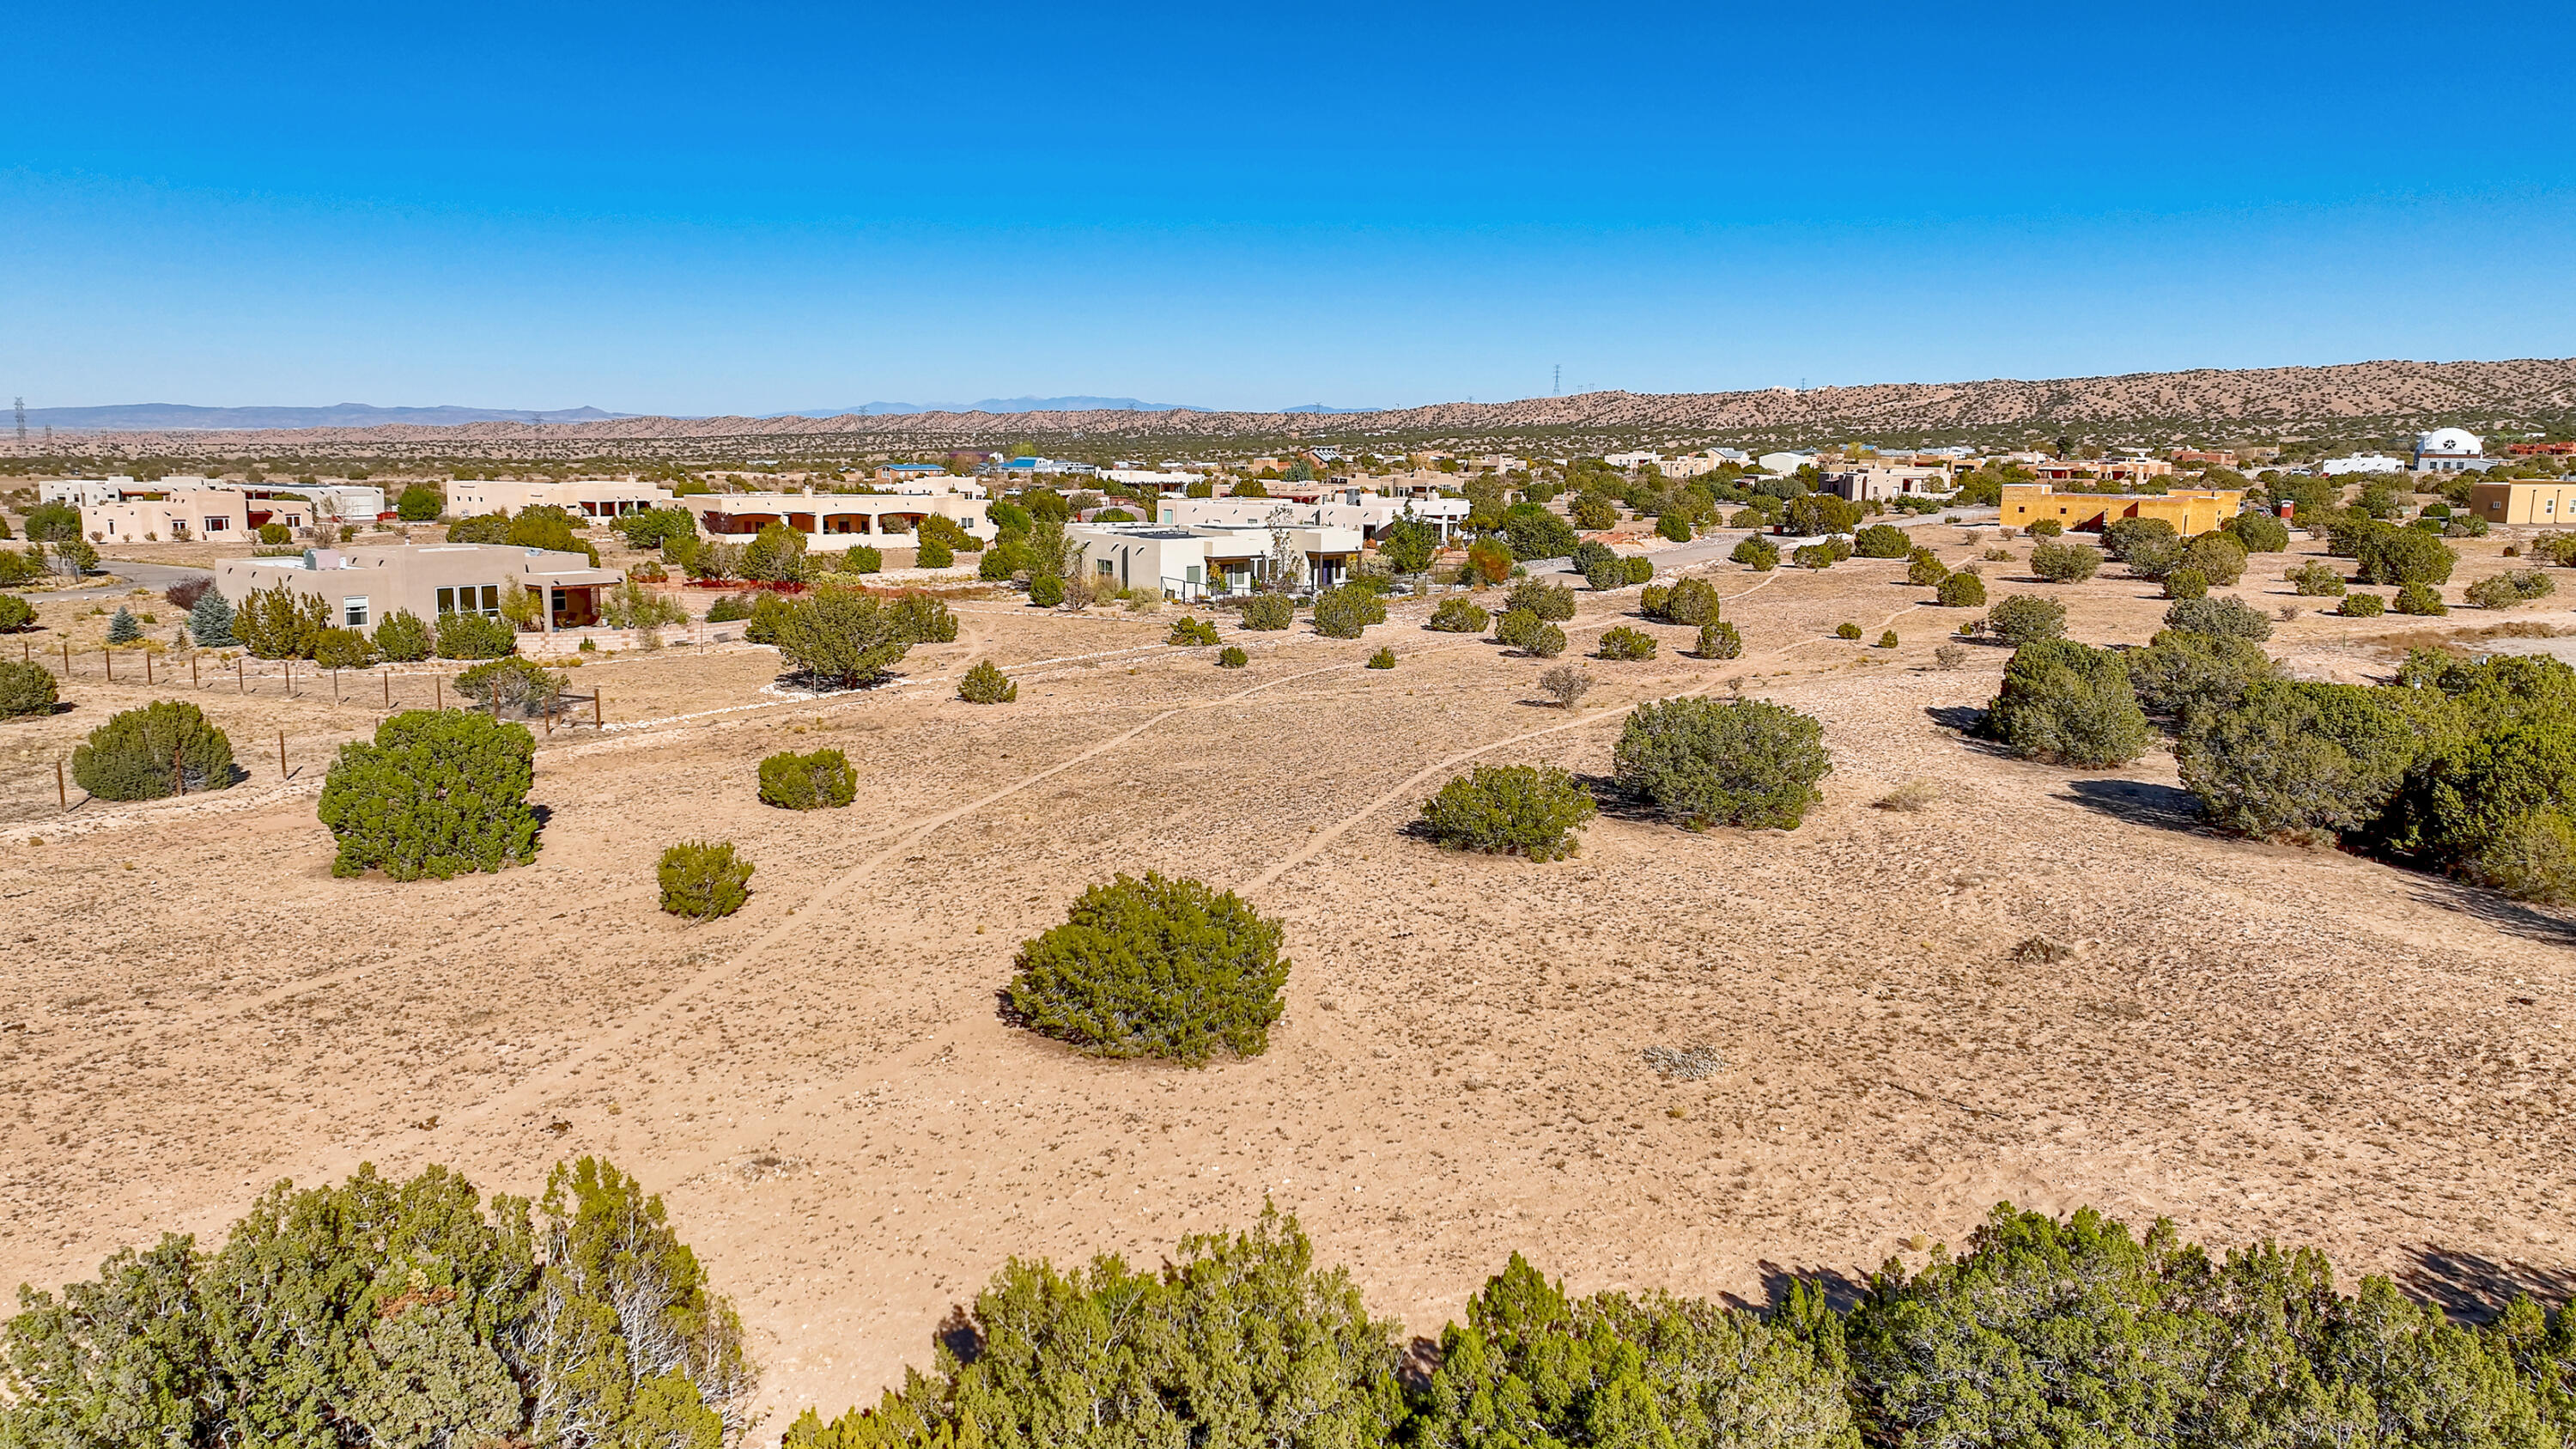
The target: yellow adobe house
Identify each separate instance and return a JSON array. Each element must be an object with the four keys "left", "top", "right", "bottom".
[
  {"left": 2468, "top": 480, "right": 2576, "bottom": 527},
  {"left": 2001, "top": 484, "right": 2245, "bottom": 534}
]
